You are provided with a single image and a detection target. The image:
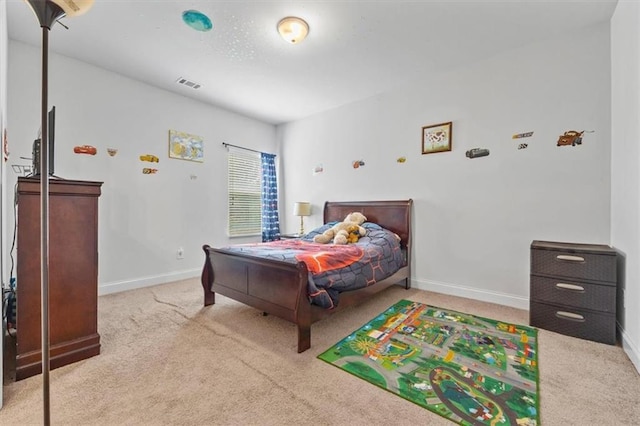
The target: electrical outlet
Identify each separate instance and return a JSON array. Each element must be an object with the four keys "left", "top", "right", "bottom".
[{"left": 177, "top": 247, "right": 184, "bottom": 260}]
